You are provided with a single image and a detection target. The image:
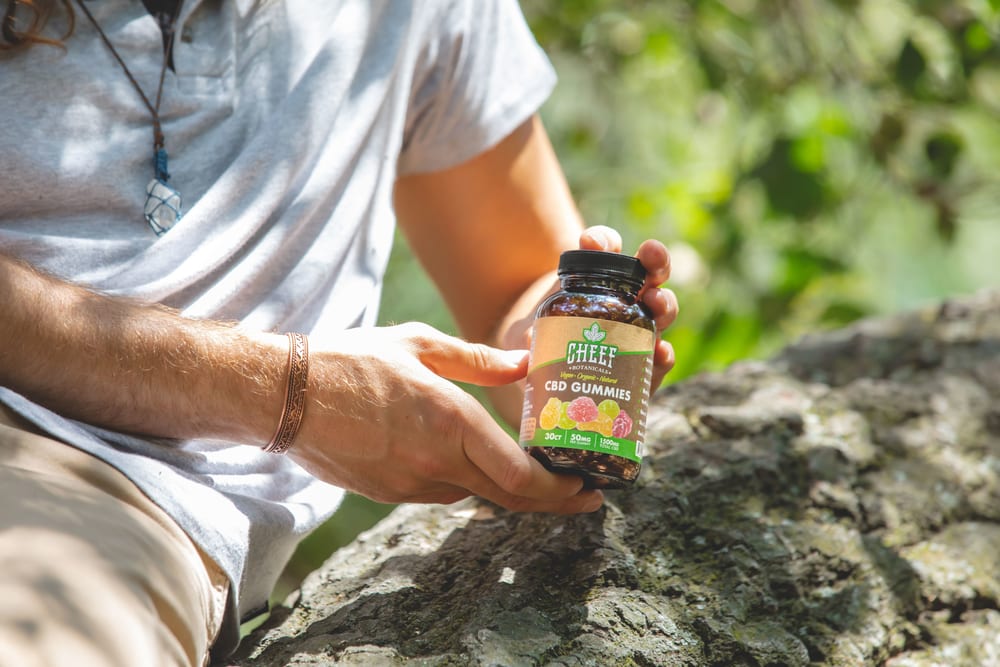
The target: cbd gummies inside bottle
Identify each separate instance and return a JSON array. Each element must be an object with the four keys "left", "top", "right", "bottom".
[{"left": 518, "top": 249, "right": 656, "bottom": 488}]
